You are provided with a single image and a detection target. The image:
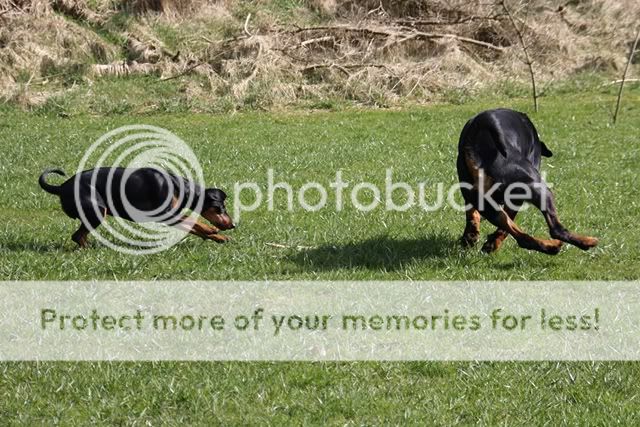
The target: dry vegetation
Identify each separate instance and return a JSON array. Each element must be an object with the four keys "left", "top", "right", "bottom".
[{"left": 0, "top": 0, "right": 638, "bottom": 111}]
